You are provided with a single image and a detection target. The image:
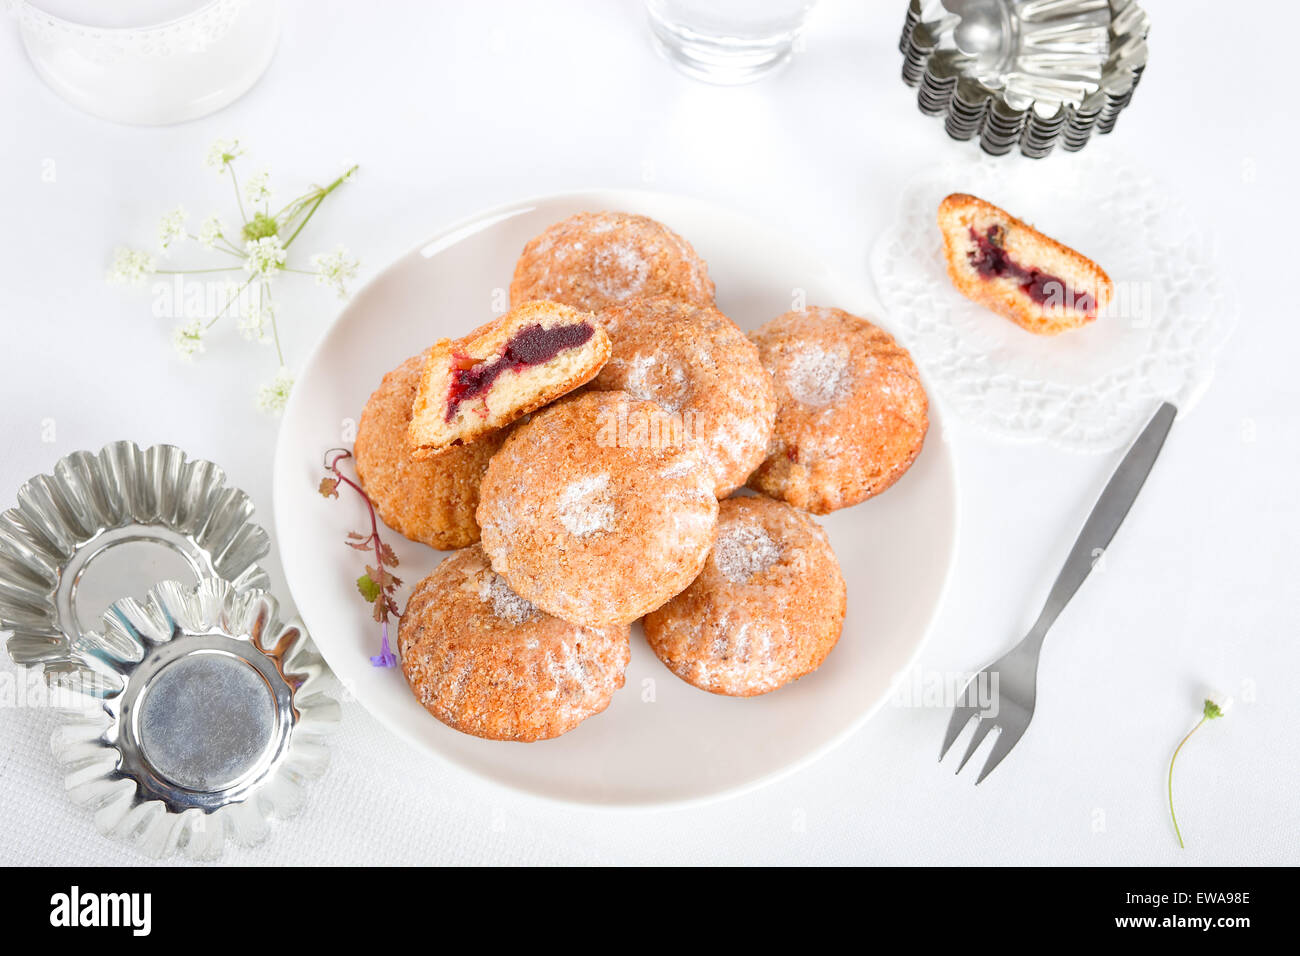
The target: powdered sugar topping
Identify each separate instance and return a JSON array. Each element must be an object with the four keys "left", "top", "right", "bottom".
[
  {"left": 786, "top": 343, "right": 852, "bottom": 407},
  {"left": 619, "top": 353, "right": 688, "bottom": 411},
  {"left": 621, "top": 354, "right": 658, "bottom": 403},
  {"left": 593, "top": 242, "right": 650, "bottom": 300},
  {"left": 556, "top": 473, "right": 615, "bottom": 537},
  {"left": 478, "top": 572, "right": 539, "bottom": 625},
  {"left": 714, "top": 522, "right": 782, "bottom": 584}
]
